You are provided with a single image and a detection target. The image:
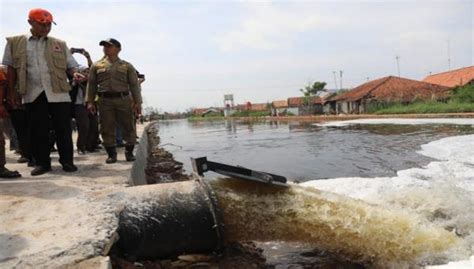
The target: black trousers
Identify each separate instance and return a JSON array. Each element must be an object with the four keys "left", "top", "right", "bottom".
[
  {"left": 86, "top": 112, "right": 100, "bottom": 151},
  {"left": 25, "top": 92, "right": 74, "bottom": 168},
  {"left": 9, "top": 108, "right": 31, "bottom": 160},
  {"left": 73, "top": 104, "right": 89, "bottom": 151}
]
